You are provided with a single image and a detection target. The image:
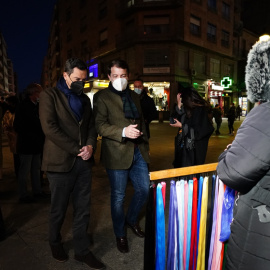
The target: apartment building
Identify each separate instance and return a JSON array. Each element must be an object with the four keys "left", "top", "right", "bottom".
[
  {"left": 0, "top": 33, "right": 9, "bottom": 95},
  {"left": 43, "top": 0, "right": 257, "bottom": 113}
]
